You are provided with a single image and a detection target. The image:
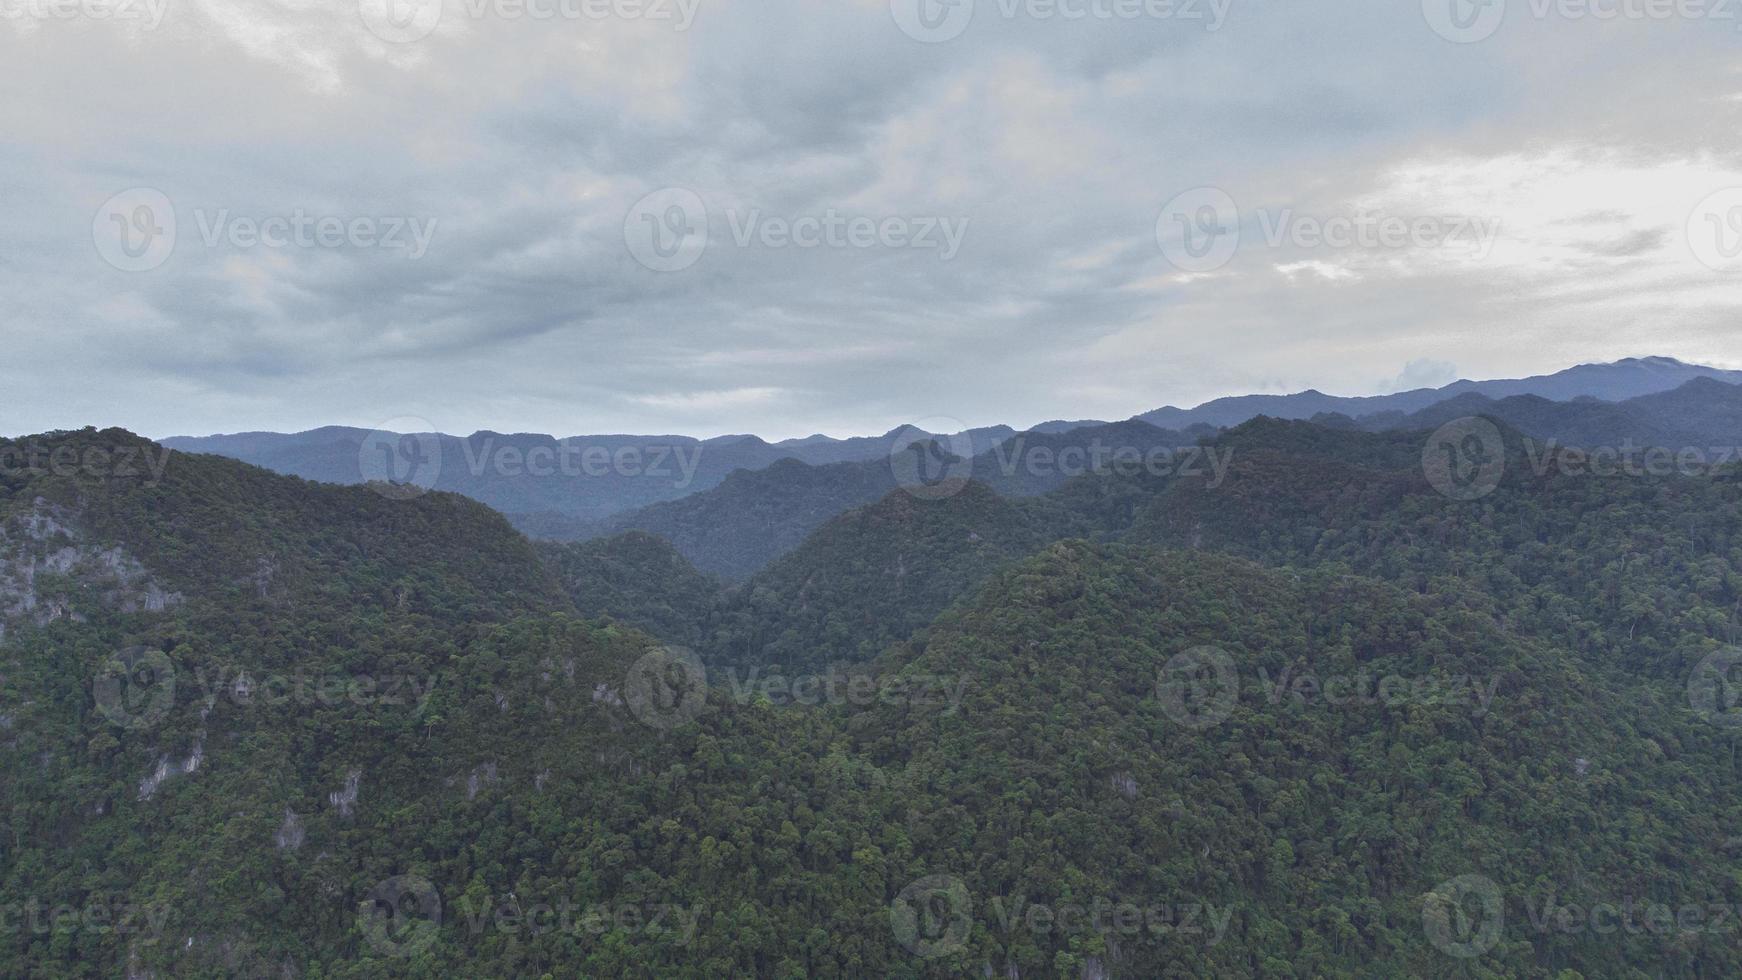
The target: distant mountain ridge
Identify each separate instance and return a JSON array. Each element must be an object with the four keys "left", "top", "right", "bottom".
[
  {"left": 1137, "top": 356, "right": 1742, "bottom": 429},
  {"left": 158, "top": 357, "right": 1742, "bottom": 537},
  {"left": 161, "top": 424, "right": 1015, "bottom": 525}
]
